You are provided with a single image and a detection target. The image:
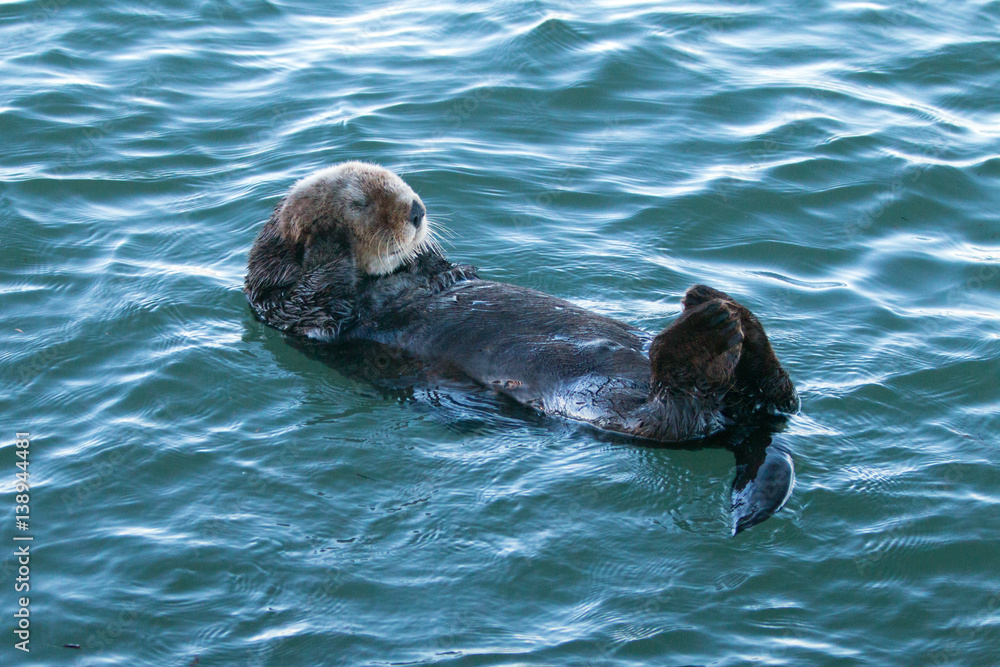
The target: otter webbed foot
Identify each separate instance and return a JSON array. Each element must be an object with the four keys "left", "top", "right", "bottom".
[
  {"left": 630, "top": 299, "right": 744, "bottom": 441},
  {"left": 683, "top": 285, "right": 798, "bottom": 417},
  {"left": 650, "top": 299, "right": 744, "bottom": 393}
]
